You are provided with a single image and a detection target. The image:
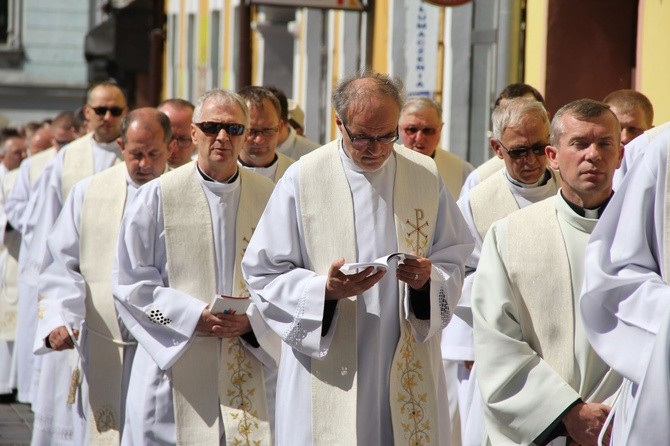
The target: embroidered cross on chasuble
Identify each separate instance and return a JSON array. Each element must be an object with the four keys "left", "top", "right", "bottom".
[{"left": 300, "top": 142, "right": 447, "bottom": 445}]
